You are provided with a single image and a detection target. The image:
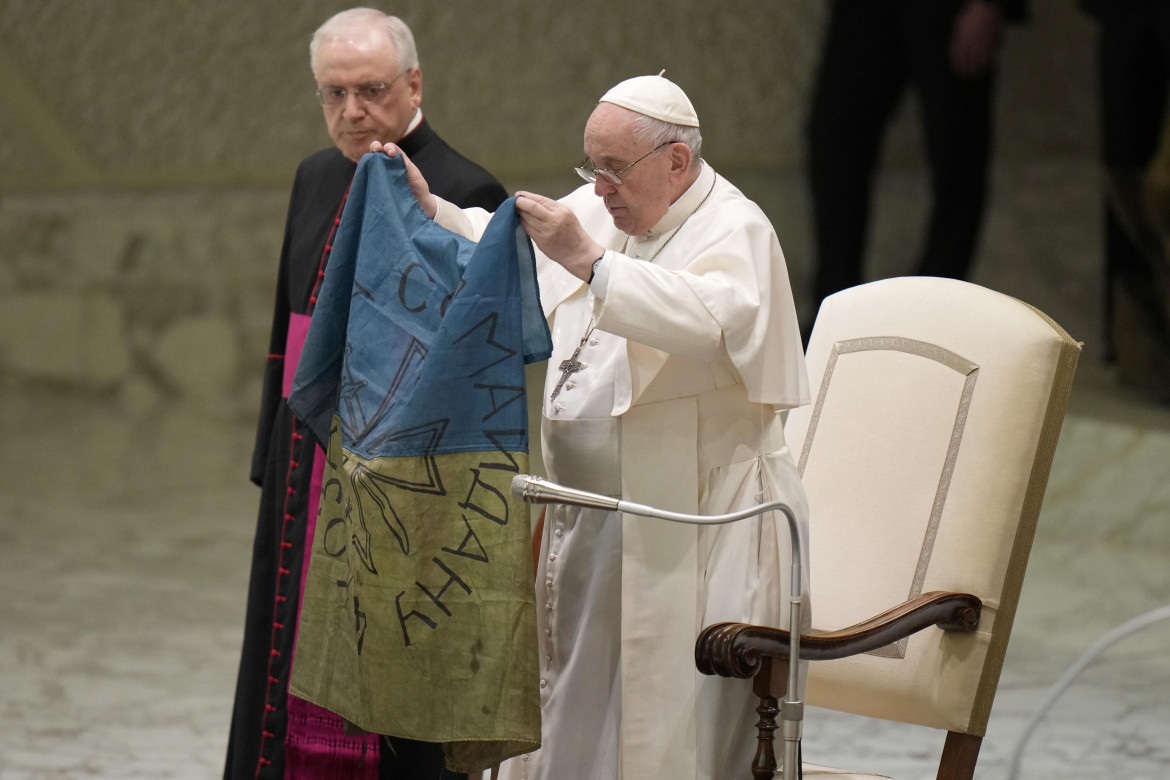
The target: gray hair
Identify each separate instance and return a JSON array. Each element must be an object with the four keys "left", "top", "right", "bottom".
[
  {"left": 309, "top": 8, "right": 419, "bottom": 76},
  {"left": 629, "top": 114, "right": 703, "bottom": 170}
]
